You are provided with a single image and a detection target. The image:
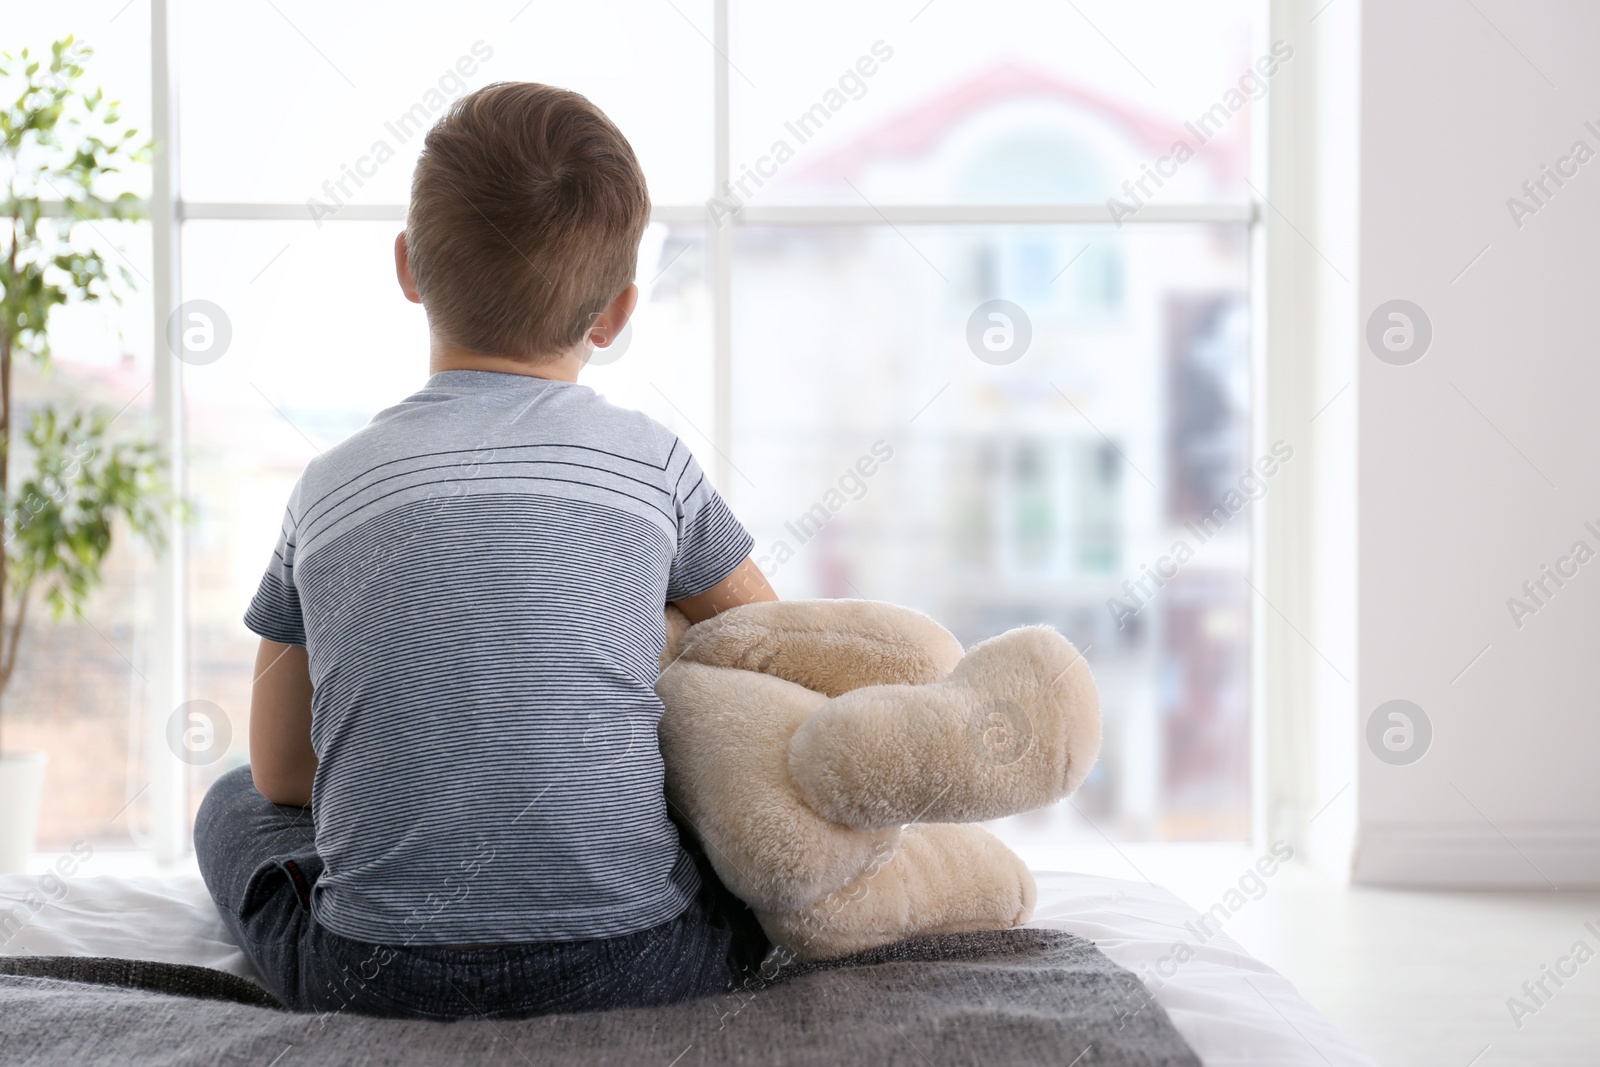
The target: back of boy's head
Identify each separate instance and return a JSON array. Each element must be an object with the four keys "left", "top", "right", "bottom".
[{"left": 406, "top": 82, "right": 650, "bottom": 362}]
